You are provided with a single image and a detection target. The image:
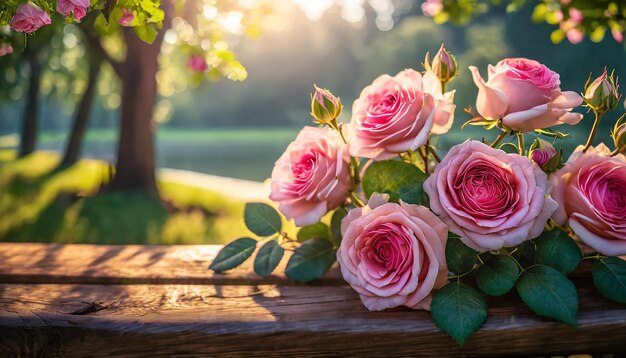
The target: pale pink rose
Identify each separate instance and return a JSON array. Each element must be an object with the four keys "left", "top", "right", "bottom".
[
  {"left": 550, "top": 144, "right": 626, "bottom": 256},
  {"left": 57, "top": 0, "right": 89, "bottom": 21},
  {"left": 118, "top": 8, "right": 135, "bottom": 27},
  {"left": 10, "top": 4, "right": 52, "bottom": 34},
  {"left": 424, "top": 140, "right": 558, "bottom": 251},
  {"left": 348, "top": 69, "right": 454, "bottom": 159},
  {"left": 566, "top": 28, "right": 584, "bottom": 44},
  {"left": 469, "top": 58, "right": 583, "bottom": 132},
  {"left": 569, "top": 8, "right": 583, "bottom": 24},
  {"left": 612, "top": 29, "right": 624, "bottom": 43},
  {"left": 337, "top": 193, "right": 448, "bottom": 311},
  {"left": 421, "top": 0, "right": 443, "bottom": 17},
  {"left": 0, "top": 44, "right": 13, "bottom": 57},
  {"left": 187, "top": 55, "right": 208, "bottom": 72},
  {"left": 270, "top": 126, "right": 352, "bottom": 226}
]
